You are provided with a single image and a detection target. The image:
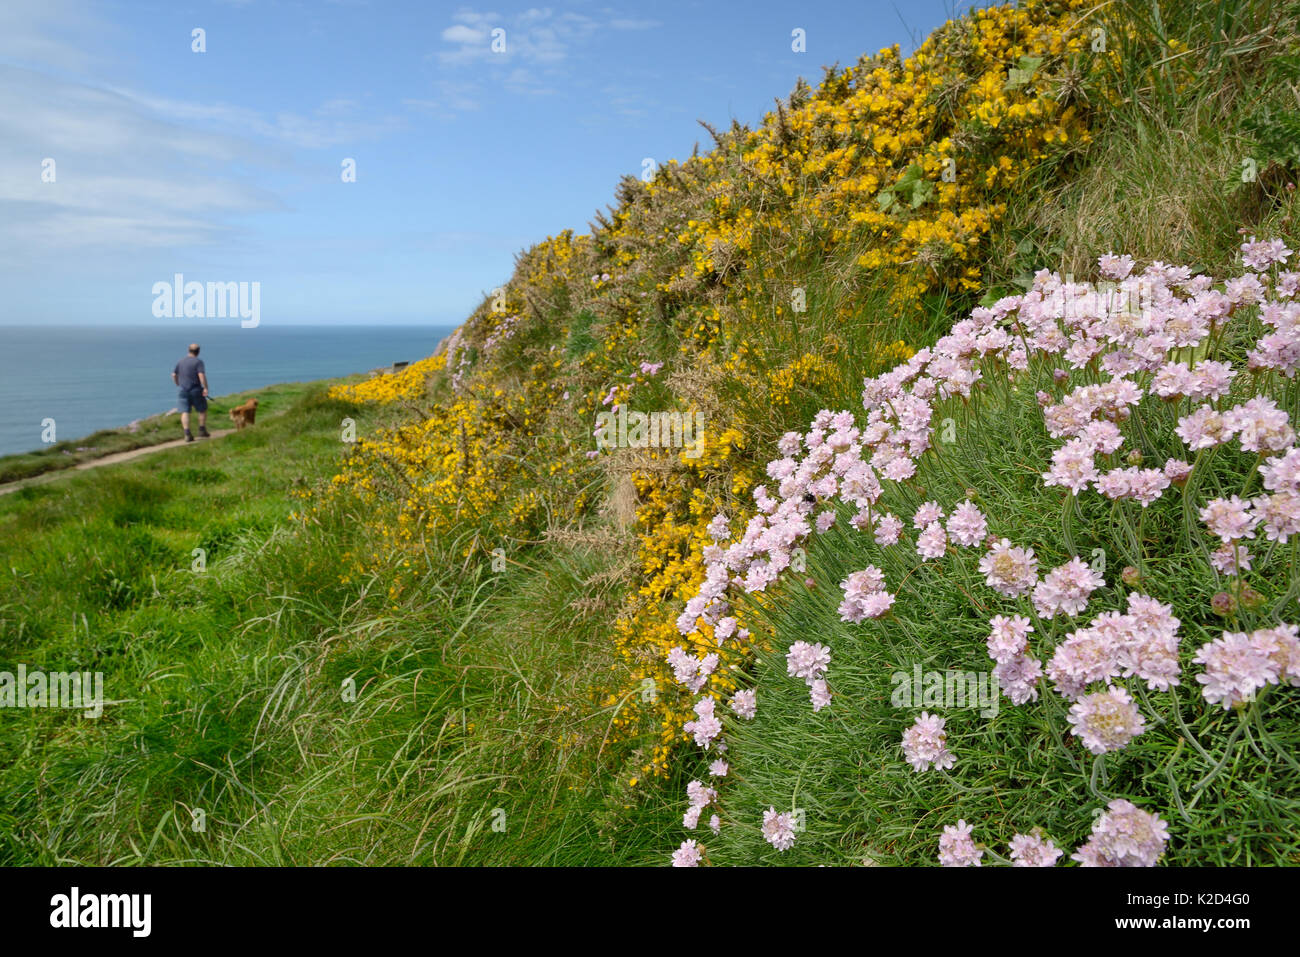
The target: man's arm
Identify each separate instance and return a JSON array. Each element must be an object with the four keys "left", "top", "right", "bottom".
[
  {"left": 171, "top": 365, "right": 178, "bottom": 386},
  {"left": 199, "top": 371, "right": 209, "bottom": 396}
]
